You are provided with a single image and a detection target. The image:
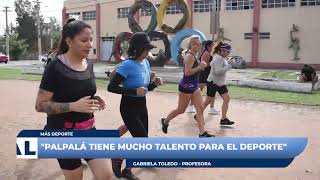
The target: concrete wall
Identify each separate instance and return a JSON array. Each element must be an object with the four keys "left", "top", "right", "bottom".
[
  {"left": 219, "top": 0, "right": 320, "bottom": 65},
  {"left": 100, "top": 0, "right": 134, "bottom": 38},
  {"left": 259, "top": 4, "right": 320, "bottom": 64},
  {"left": 220, "top": 8, "right": 253, "bottom": 62},
  {"left": 64, "top": 0, "right": 320, "bottom": 67},
  {"left": 193, "top": 12, "right": 212, "bottom": 39}
]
